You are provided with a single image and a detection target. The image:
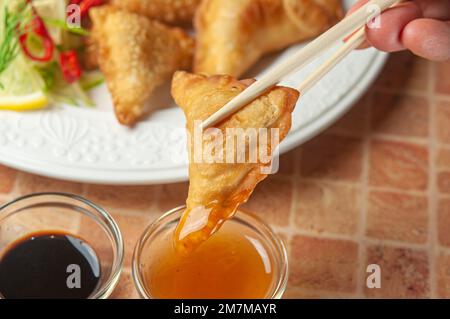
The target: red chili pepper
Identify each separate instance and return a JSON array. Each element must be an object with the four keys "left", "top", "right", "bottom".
[
  {"left": 78, "top": 0, "right": 103, "bottom": 18},
  {"left": 60, "top": 50, "right": 82, "bottom": 83},
  {"left": 18, "top": 2, "right": 54, "bottom": 62}
]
